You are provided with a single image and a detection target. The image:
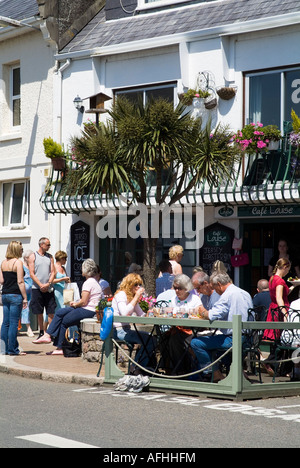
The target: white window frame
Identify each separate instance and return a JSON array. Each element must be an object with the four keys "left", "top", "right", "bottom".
[
  {"left": 115, "top": 82, "right": 177, "bottom": 105},
  {"left": 2, "top": 180, "right": 30, "bottom": 229},
  {"left": 137, "top": 0, "right": 221, "bottom": 12},
  {"left": 10, "top": 65, "right": 21, "bottom": 128},
  {"left": 245, "top": 66, "right": 300, "bottom": 131}
]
